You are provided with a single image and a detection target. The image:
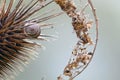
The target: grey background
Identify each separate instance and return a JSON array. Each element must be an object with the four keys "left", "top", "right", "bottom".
[{"left": 14, "top": 0, "right": 120, "bottom": 80}]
